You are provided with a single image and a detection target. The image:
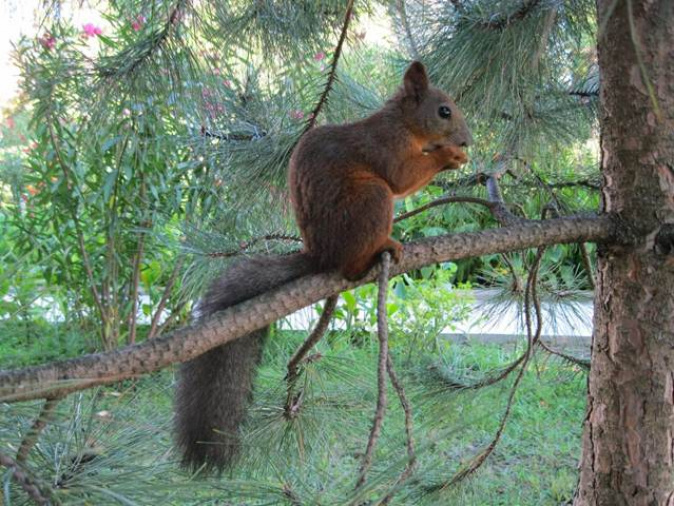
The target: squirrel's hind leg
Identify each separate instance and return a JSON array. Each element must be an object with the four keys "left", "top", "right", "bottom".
[{"left": 330, "top": 175, "right": 398, "bottom": 281}]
